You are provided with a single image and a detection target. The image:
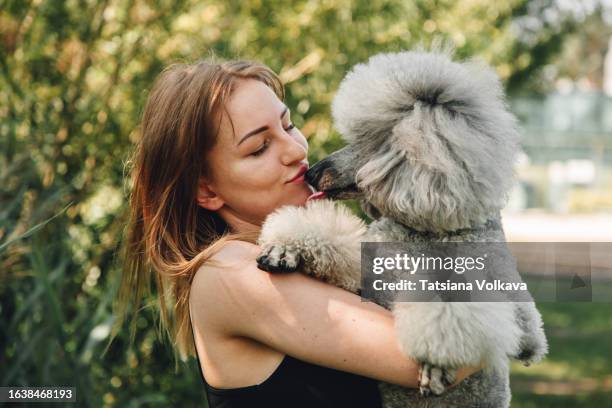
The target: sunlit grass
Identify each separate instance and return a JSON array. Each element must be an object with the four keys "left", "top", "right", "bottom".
[{"left": 511, "top": 301, "right": 612, "bottom": 407}]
